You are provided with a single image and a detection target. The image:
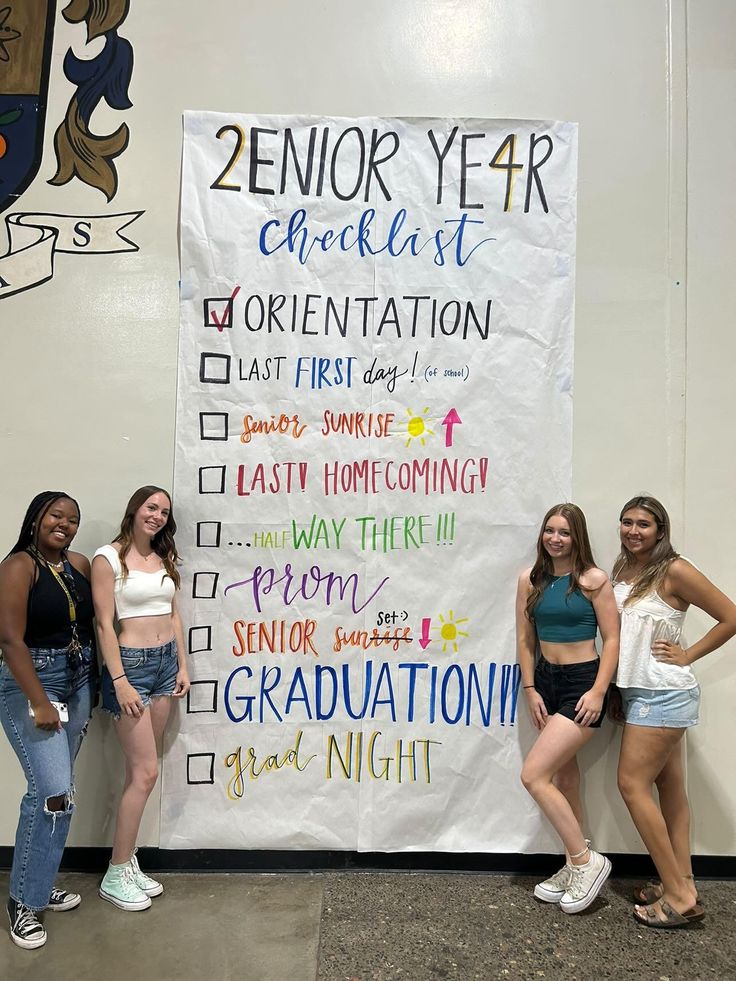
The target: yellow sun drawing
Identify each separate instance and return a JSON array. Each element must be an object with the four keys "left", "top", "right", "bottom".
[
  {"left": 435, "top": 610, "right": 470, "bottom": 653},
  {"left": 405, "top": 407, "right": 434, "bottom": 447}
]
